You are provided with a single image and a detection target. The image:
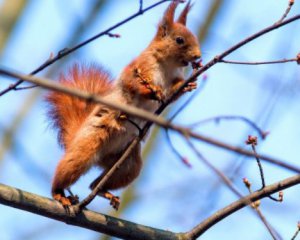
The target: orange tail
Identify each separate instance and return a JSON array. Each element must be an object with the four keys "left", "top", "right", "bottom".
[{"left": 46, "top": 63, "right": 113, "bottom": 148}]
